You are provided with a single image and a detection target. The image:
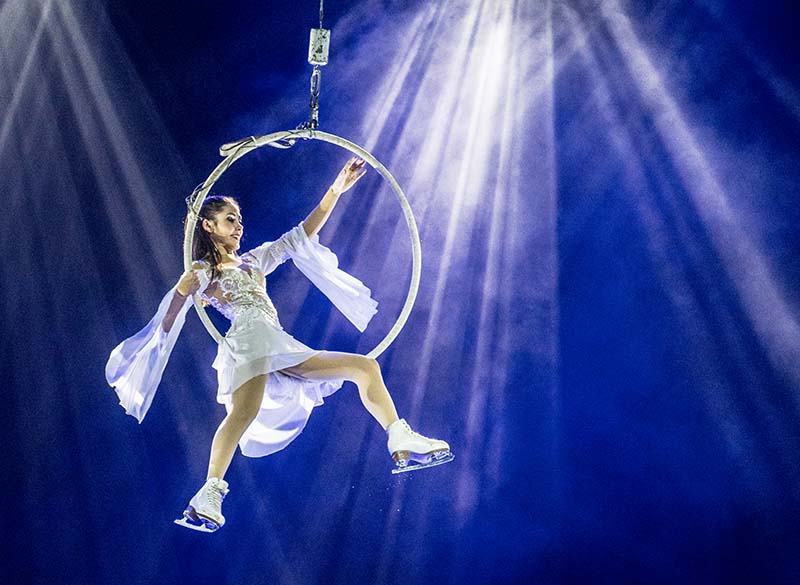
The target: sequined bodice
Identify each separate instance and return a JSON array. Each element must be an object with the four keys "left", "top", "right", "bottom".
[{"left": 200, "top": 264, "right": 282, "bottom": 329}]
